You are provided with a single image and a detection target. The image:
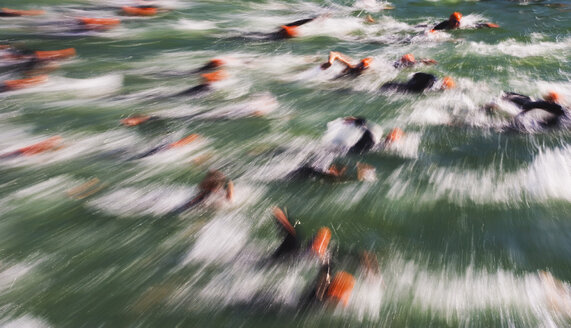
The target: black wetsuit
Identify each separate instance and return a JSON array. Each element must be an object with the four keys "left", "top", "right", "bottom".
[
  {"left": 393, "top": 61, "right": 414, "bottom": 69},
  {"left": 287, "top": 166, "right": 340, "bottom": 181},
  {"left": 335, "top": 64, "right": 368, "bottom": 79},
  {"left": 433, "top": 20, "right": 494, "bottom": 31},
  {"left": 192, "top": 61, "right": 222, "bottom": 74},
  {"left": 432, "top": 20, "right": 456, "bottom": 31},
  {"left": 272, "top": 233, "right": 300, "bottom": 259},
  {"left": 349, "top": 129, "right": 375, "bottom": 154},
  {"left": 381, "top": 72, "right": 437, "bottom": 93},
  {"left": 504, "top": 92, "right": 567, "bottom": 126},
  {"left": 175, "top": 83, "right": 211, "bottom": 97},
  {"left": 0, "top": 11, "right": 22, "bottom": 17}
]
